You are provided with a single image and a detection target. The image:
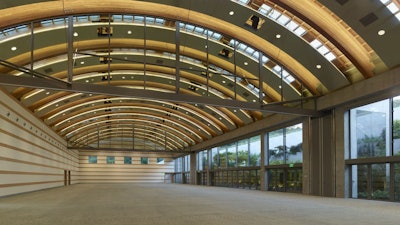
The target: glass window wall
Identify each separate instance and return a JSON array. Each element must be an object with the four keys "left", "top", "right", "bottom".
[{"left": 348, "top": 95, "right": 400, "bottom": 202}]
